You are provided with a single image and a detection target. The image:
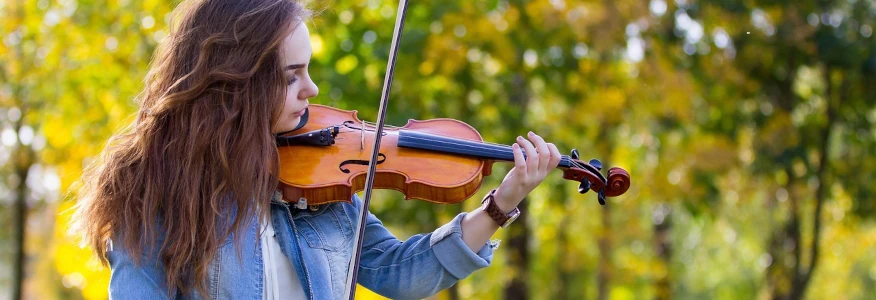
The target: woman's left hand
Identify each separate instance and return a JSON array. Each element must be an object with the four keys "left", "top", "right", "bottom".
[{"left": 493, "top": 131, "right": 562, "bottom": 212}]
